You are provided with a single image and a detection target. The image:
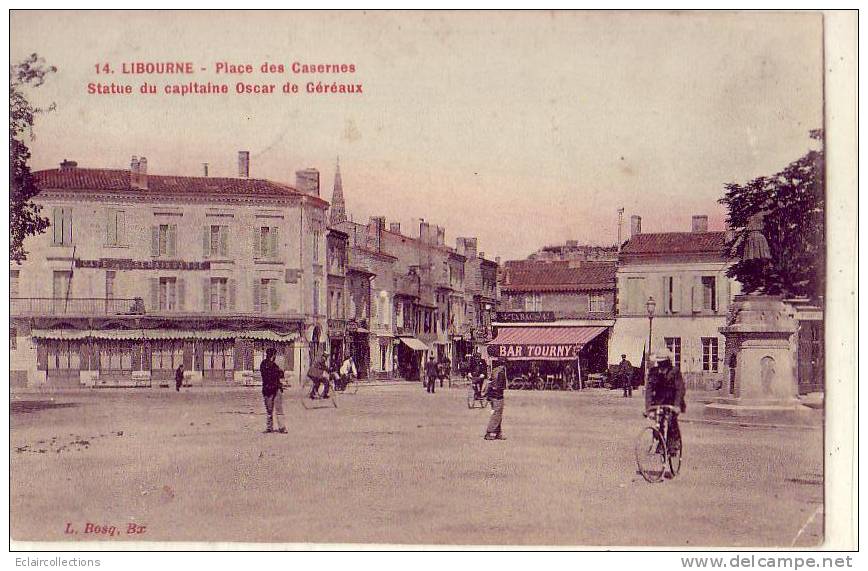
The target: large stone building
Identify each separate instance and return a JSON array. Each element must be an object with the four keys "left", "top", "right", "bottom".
[
  {"left": 608, "top": 215, "right": 739, "bottom": 389},
  {"left": 10, "top": 154, "right": 329, "bottom": 388}
]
